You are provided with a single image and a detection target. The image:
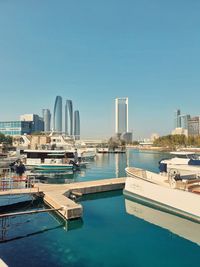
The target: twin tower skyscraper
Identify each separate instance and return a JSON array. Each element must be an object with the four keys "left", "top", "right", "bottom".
[{"left": 53, "top": 96, "right": 80, "bottom": 139}]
